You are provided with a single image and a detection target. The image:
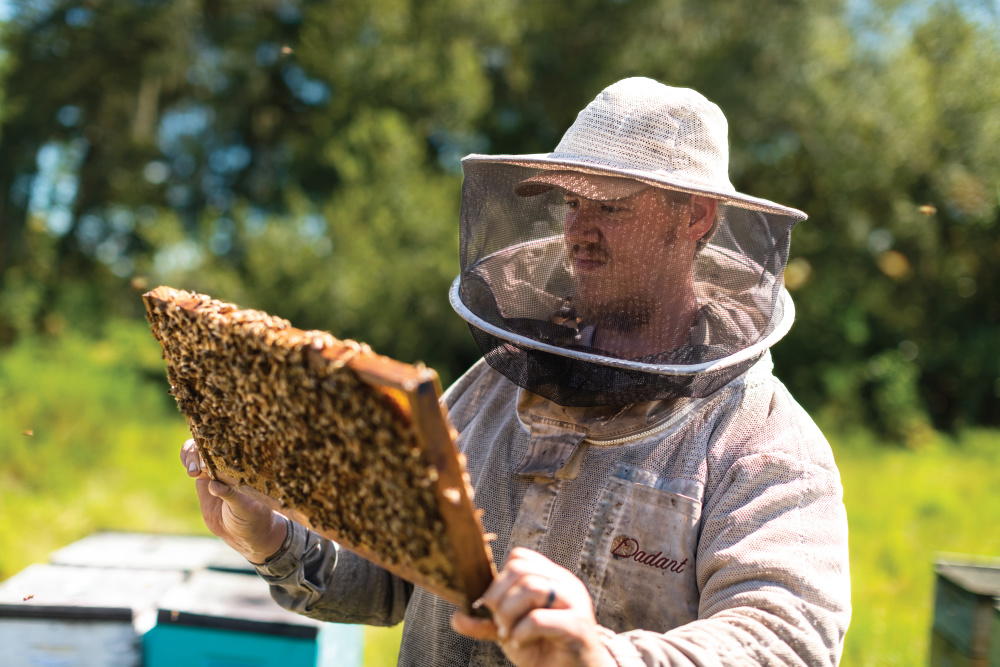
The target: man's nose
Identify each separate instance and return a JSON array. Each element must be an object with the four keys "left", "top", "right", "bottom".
[{"left": 564, "top": 205, "right": 603, "bottom": 244}]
